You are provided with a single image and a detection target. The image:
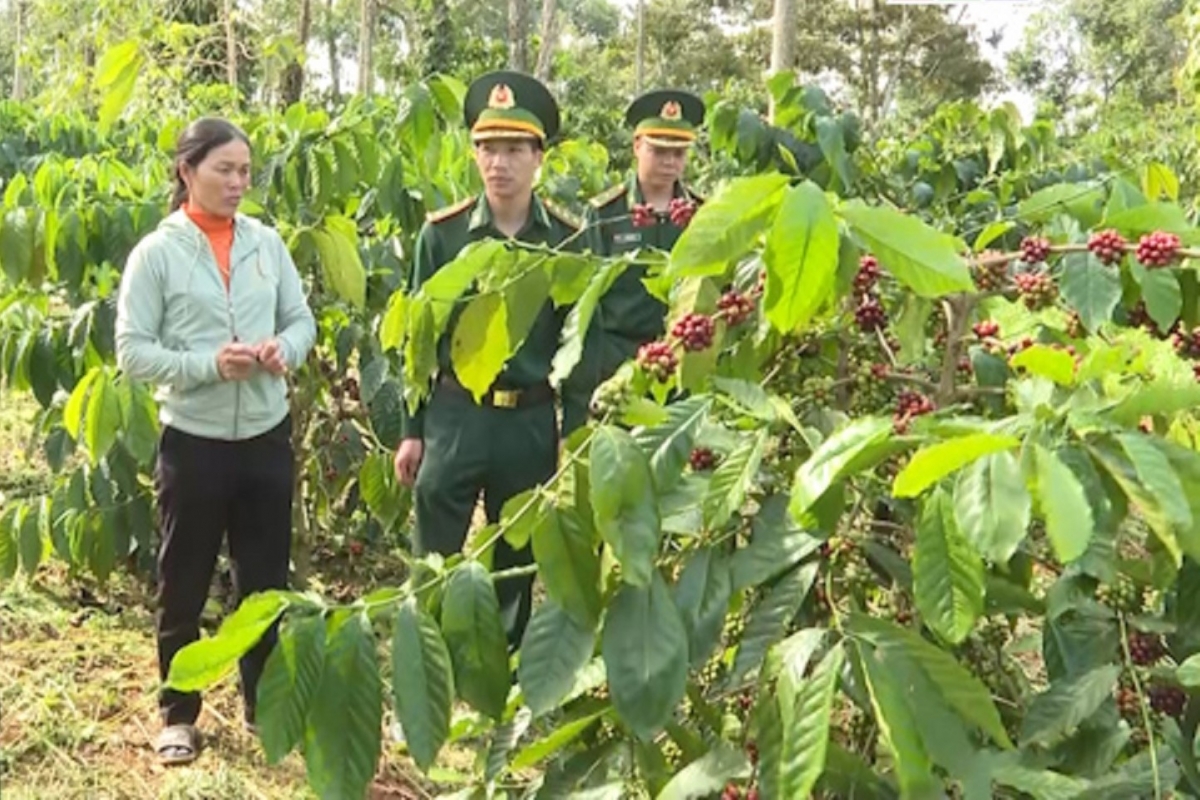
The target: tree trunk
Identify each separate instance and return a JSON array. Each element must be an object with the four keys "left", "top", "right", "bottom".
[
  {"left": 533, "top": 0, "right": 558, "bottom": 81},
  {"left": 280, "top": 0, "right": 311, "bottom": 106},
  {"left": 635, "top": 0, "right": 645, "bottom": 93},
  {"left": 357, "top": 0, "right": 375, "bottom": 95},
  {"left": 326, "top": 0, "right": 341, "bottom": 99},
  {"left": 223, "top": 0, "right": 238, "bottom": 88},
  {"left": 12, "top": 0, "right": 25, "bottom": 100},
  {"left": 768, "top": 0, "right": 796, "bottom": 122},
  {"left": 508, "top": 0, "right": 529, "bottom": 72}
]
